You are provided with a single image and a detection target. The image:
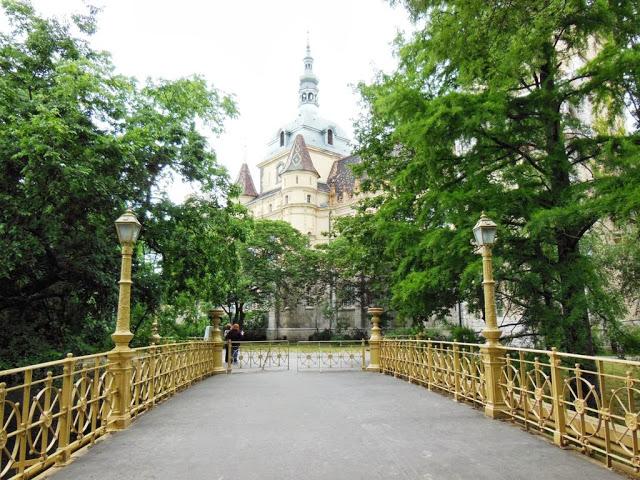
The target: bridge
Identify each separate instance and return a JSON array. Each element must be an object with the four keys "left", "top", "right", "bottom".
[{"left": 0, "top": 308, "right": 638, "bottom": 479}]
